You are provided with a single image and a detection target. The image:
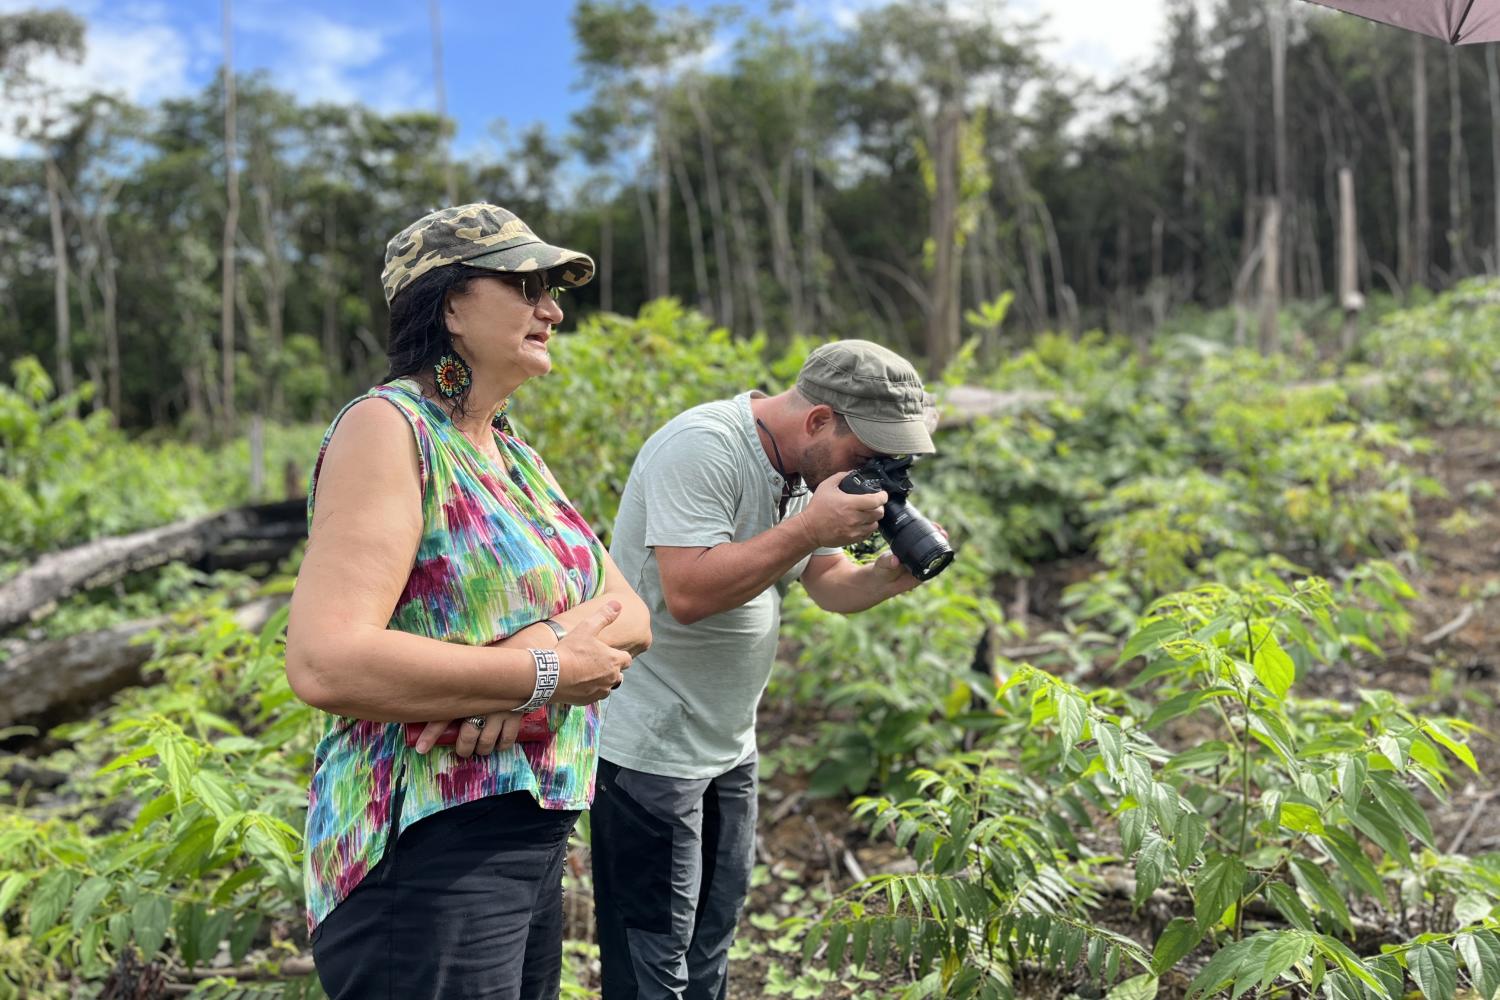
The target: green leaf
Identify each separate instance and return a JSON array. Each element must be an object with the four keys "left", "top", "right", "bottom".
[
  {"left": 1407, "top": 942, "right": 1457, "bottom": 1000},
  {"left": 1108, "top": 974, "right": 1158, "bottom": 1000},
  {"left": 1119, "top": 618, "right": 1182, "bottom": 665},
  {"left": 1368, "top": 773, "right": 1435, "bottom": 850},
  {"left": 1257, "top": 931, "right": 1313, "bottom": 991},
  {"left": 1120, "top": 805, "right": 1147, "bottom": 855},
  {"left": 1339, "top": 755, "right": 1366, "bottom": 819},
  {"left": 70, "top": 876, "right": 112, "bottom": 932},
  {"left": 1193, "top": 855, "right": 1246, "bottom": 933},
  {"left": 132, "top": 894, "right": 171, "bottom": 958},
  {"left": 1453, "top": 891, "right": 1494, "bottom": 928},
  {"left": 1290, "top": 857, "right": 1353, "bottom": 936},
  {"left": 1349, "top": 794, "right": 1412, "bottom": 866},
  {"left": 190, "top": 771, "right": 240, "bottom": 821},
  {"left": 1320, "top": 830, "right": 1383, "bottom": 899},
  {"left": 1174, "top": 814, "right": 1208, "bottom": 869},
  {"left": 0, "top": 871, "right": 32, "bottom": 920},
  {"left": 1424, "top": 722, "right": 1479, "bottom": 774},
  {"left": 1152, "top": 917, "right": 1201, "bottom": 975},
  {"left": 1456, "top": 930, "right": 1500, "bottom": 1000},
  {"left": 1252, "top": 633, "right": 1295, "bottom": 699},
  {"left": 28, "top": 868, "right": 77, "bottom": 938},
  {"left": 1265, "top": 881, "right": 1315, "bottom": 932},
  {"left": 1134, "top": 835, "right": 1171, "bottom": 907},
  {"left": 1280, "top": 802, "right": 1325, "bottom": 835}
]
